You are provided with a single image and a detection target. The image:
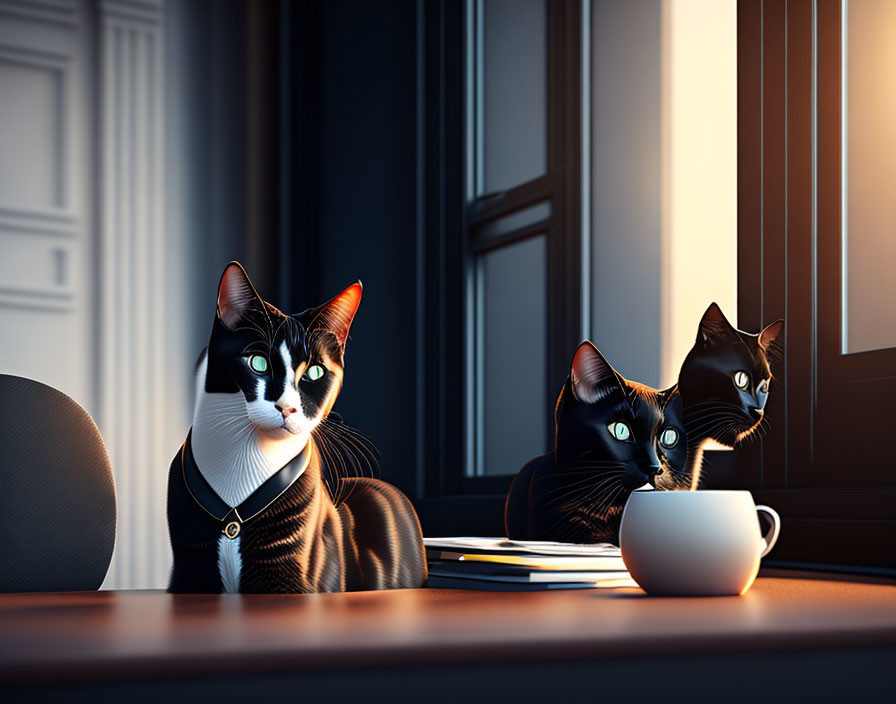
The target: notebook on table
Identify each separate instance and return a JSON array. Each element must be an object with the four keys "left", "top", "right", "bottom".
[{"left": 423, "top": 537, "right": 637, "bottom": 591}]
